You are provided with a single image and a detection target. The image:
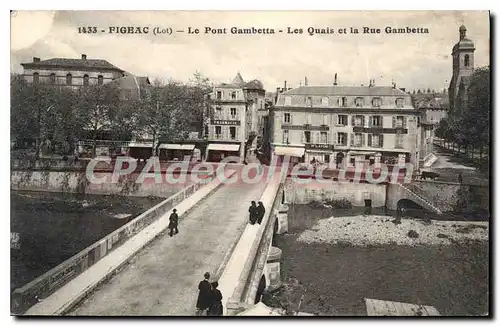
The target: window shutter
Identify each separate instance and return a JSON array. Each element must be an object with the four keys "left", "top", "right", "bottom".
[
  {"left": 368, "top": 116, "right": 373, "bottom": 127},
  {"left": 334, "top": 132, "right": 338, "bottom": 145},
  {"left": 333, "top": 114, "right": 338, "bottom": 125},
  {"left": 368, "top": 134, "right": 372, "bottom": 147},
  {"left": 323, "top": 114, "right": 328, "bottom": 125},
  {"left": 337, "top": 97, "right": 341, "bottom": 107},
  {"left": 351, "top": 116, "right": 355, "bottom": 126},
  {"left": 403, "top": 117, "right": 407, "bottom": 129},
  {"left": 362, "top": 116, "right": 366, "bottom": 127},
  {"left": 392, "top": 116, "right": 397, "bottom": 128},
  {"left": 350, "top": 134, "right": 354, "bottom": 146},
  {"left": 380, "top": 134, "right": 384, "bottom": 148},
  {"left": 301, "top": 132, "right": 304, "bottom": 143},
  {"left": 361, "top": 133, "right": 365, "bottom": 147}
]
